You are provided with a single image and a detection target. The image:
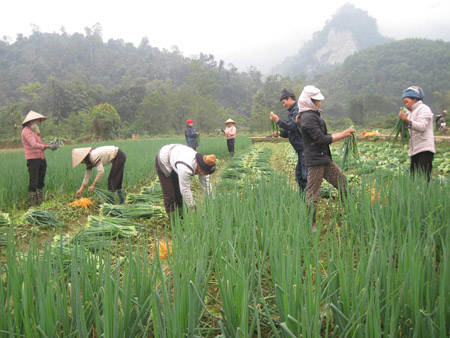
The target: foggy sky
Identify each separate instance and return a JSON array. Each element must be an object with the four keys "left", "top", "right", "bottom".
[{"left": 2, "top": 0, "right": 449, "bottom": 73}]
